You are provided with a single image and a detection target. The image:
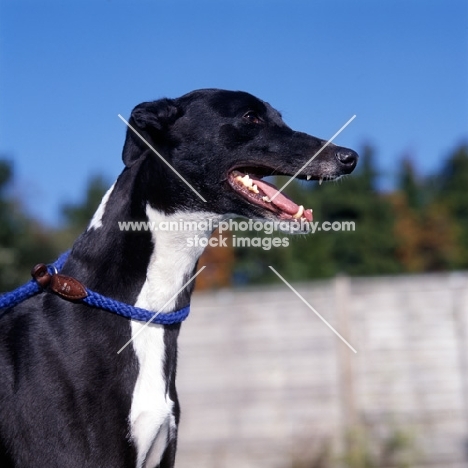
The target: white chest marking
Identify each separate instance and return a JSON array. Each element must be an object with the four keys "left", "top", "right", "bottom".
[{"left": 130, "top": 206, "right": 223, "bottom": 467}]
